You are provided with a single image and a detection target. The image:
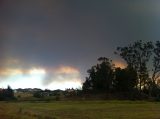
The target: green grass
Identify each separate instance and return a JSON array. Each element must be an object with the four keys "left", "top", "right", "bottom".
[{"left": 0, "top": 100, "right": 160, "bottom": 119}]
